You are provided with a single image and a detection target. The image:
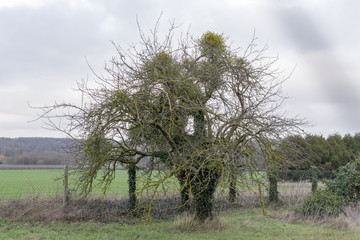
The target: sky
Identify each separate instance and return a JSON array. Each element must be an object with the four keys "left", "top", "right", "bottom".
[{"left": 1, "top": 0, "right": 360, "bottom": 138}]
